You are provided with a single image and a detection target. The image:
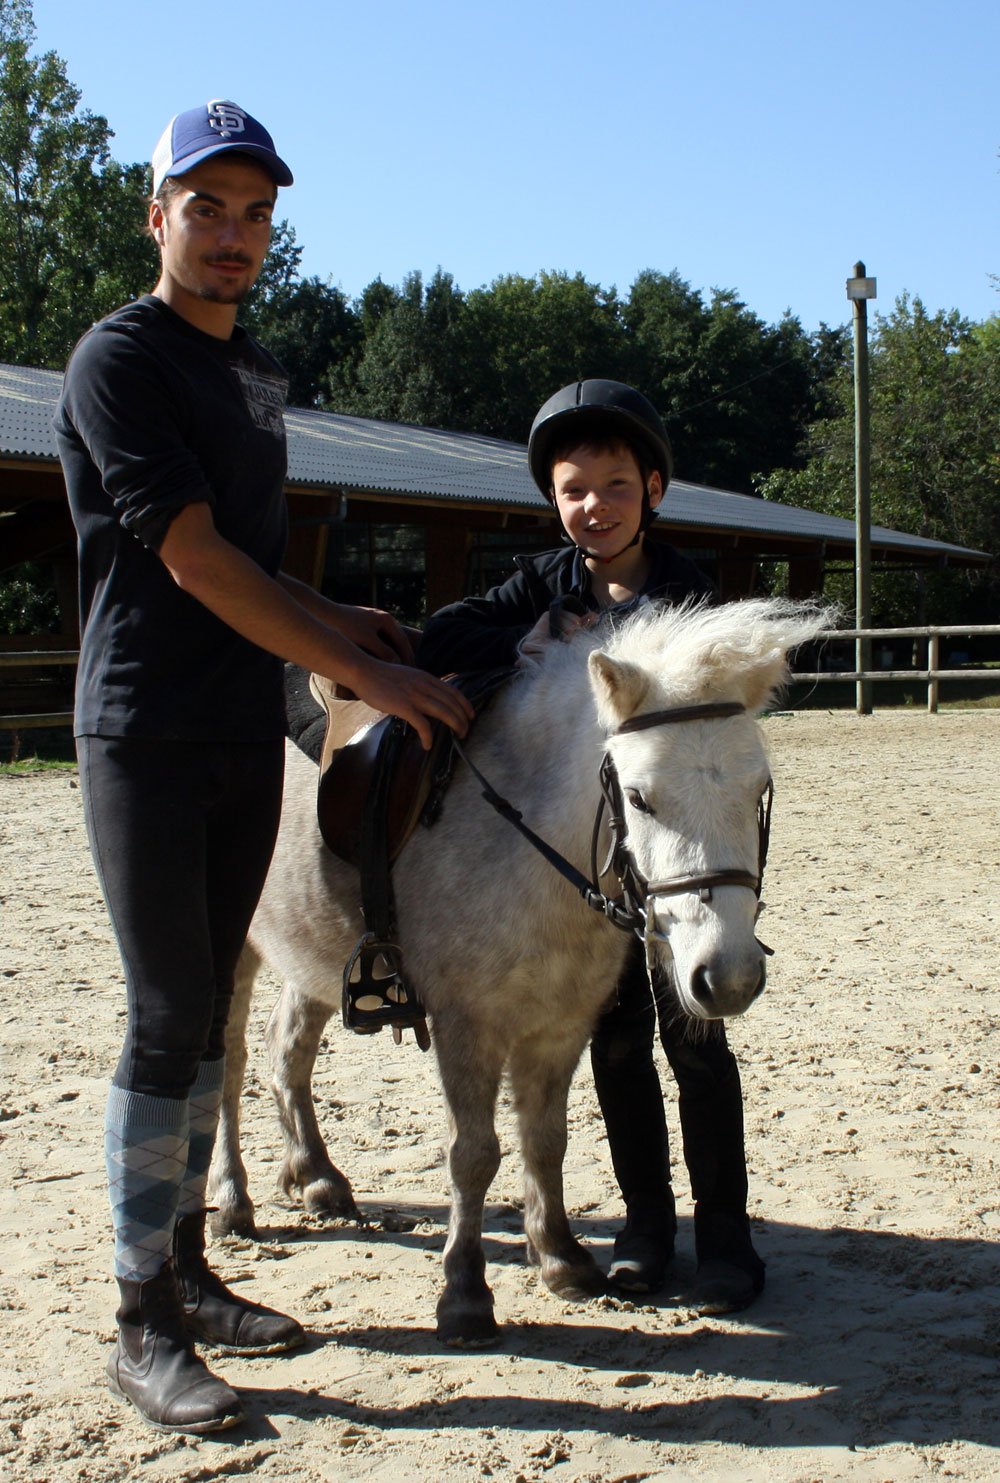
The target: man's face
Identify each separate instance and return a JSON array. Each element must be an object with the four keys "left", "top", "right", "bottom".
[{"left": 149, "top": 156, "right": 276, "bottom": 310}]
